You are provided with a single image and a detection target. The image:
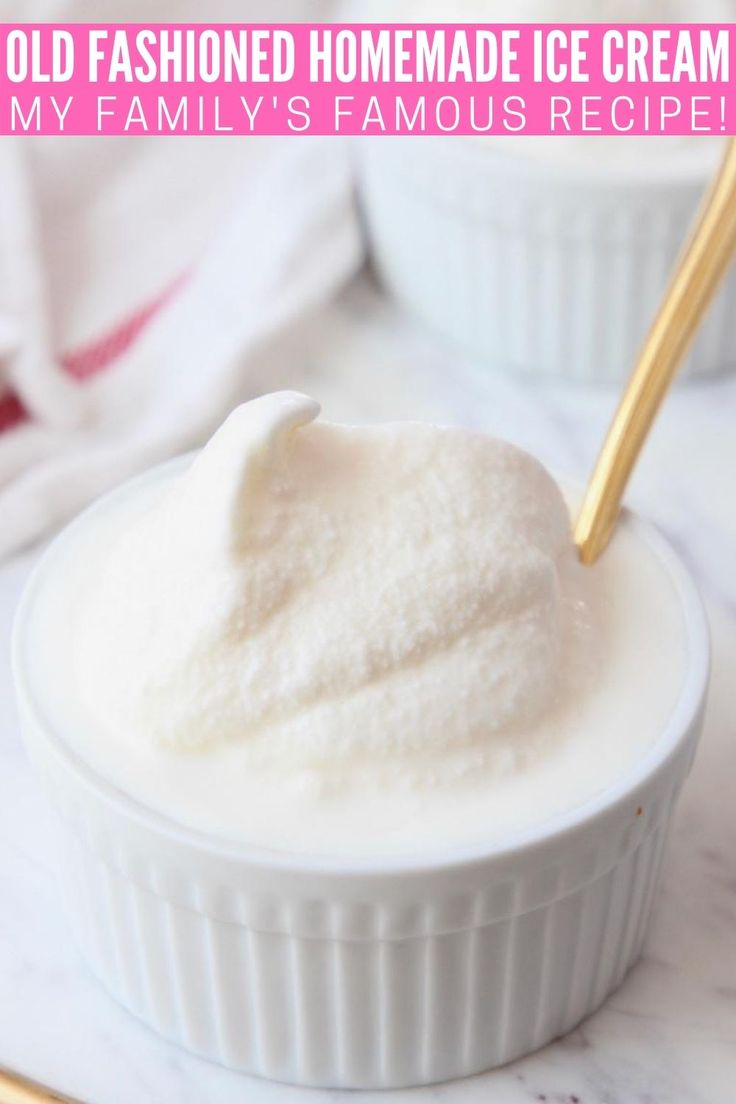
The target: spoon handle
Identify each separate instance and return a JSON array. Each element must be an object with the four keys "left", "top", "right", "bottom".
[
  {"left": 575, "top": 136, "right": 736, "bottom": 565},
  {"left": 0, "top": 1068, "right": 82, "bottom": 1104}
]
